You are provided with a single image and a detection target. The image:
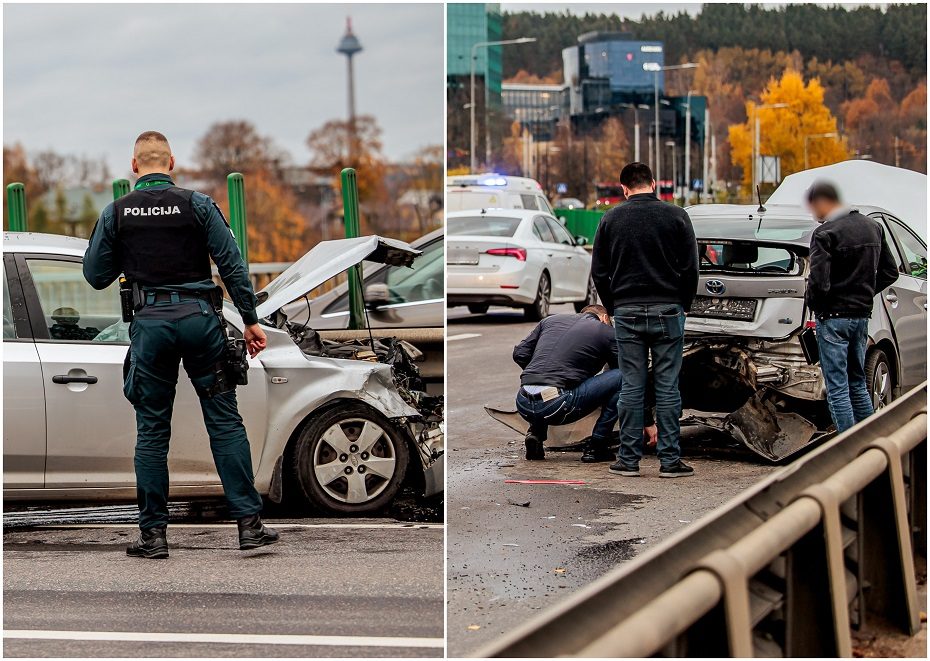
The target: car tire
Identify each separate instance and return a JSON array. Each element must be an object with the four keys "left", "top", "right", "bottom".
[
  {"left": 524, "top": 272, "right": 551, "bottom": 321},
  {"left": 467, "top": 303, "right": 490, "bottom": 315},
  {"left": 574, "top": 277, "right": 598, "bottom": 313},
  {"left": 865, "top": 349, "right": 893, "bottom": 411},
  {"left": 287, "top": 402, "right": 409, "bottom": 515}
]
